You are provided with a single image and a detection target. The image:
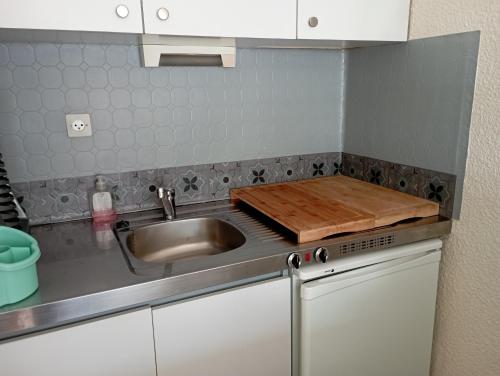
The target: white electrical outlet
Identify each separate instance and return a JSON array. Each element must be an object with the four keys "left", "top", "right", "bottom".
[{"left": 66, "top": 114, "right": 92, "bottom": 138}]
